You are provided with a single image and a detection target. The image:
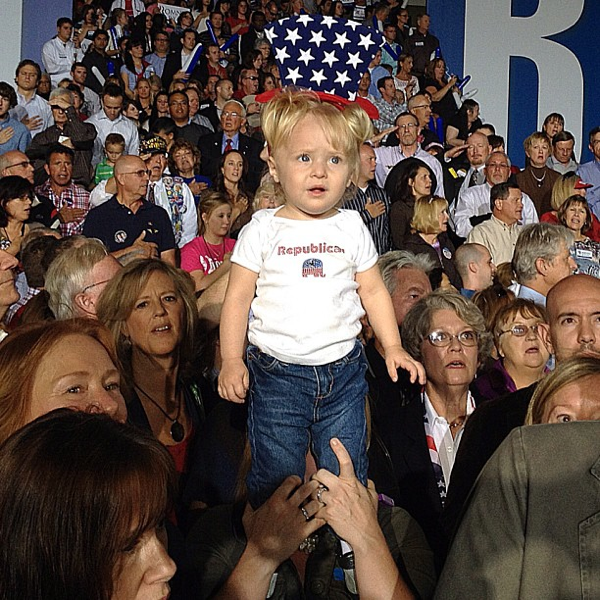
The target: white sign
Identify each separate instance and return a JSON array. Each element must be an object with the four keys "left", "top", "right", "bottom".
[{"left": 158, "top": 3, "right": 189, "bottom": 23}]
